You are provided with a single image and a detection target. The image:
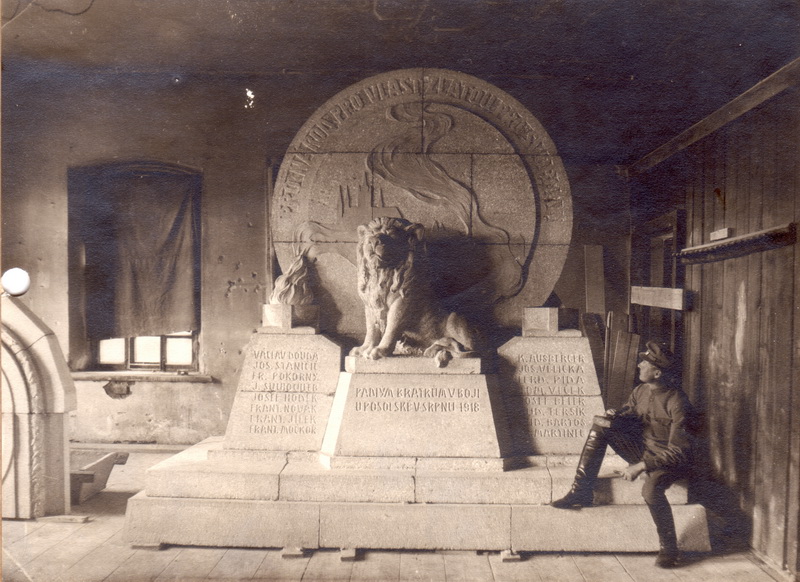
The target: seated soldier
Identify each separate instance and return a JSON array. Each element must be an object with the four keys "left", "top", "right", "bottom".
[{"left": 551, "top": 340, "right": 692, "bottom": 569}]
